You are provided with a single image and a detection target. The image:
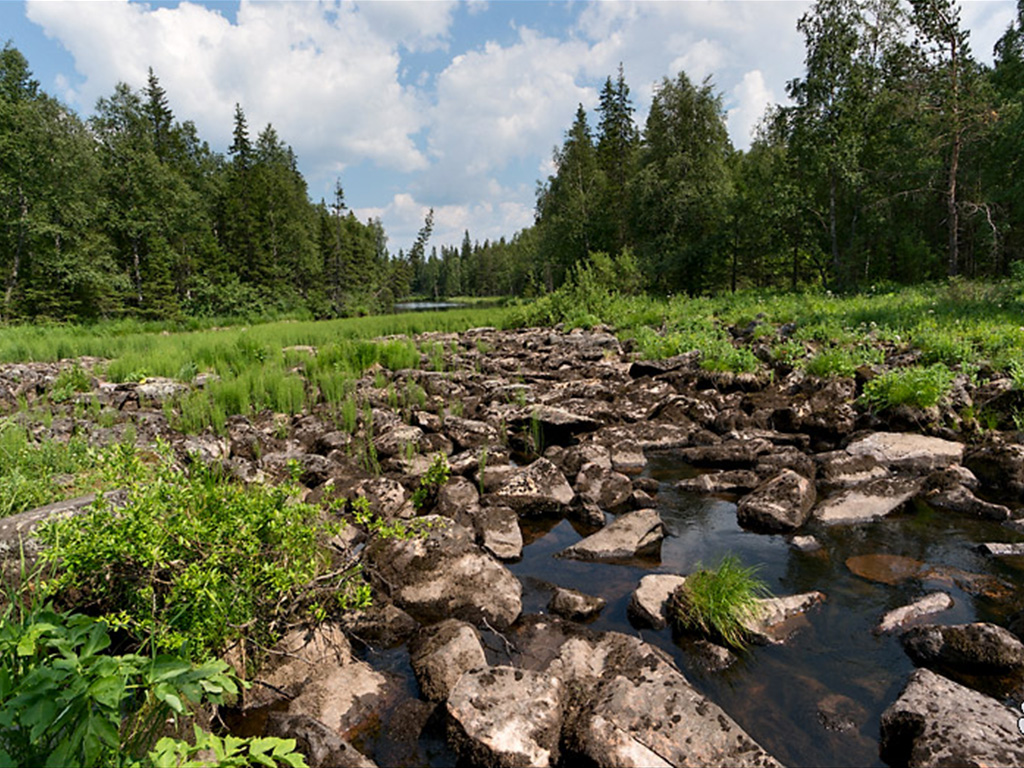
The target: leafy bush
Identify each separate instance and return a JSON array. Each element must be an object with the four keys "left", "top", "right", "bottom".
[
  {"left": 861, "top": 363, "right": 955, "bottom": 410},
  {"left": 37, "top": 446, "right": 350, "bottom": 659},
  {"left": 411, "top": 453, "right": 451, "bottom": 511},
  {"left": 668, "top": 555, "right": 771, "bottom": 650},
  {"left": 804, "top": 346, "right": 883, "bottom": 378},
  {"left": 50, "top": 364, "right": 93, "bottom": 403}
]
